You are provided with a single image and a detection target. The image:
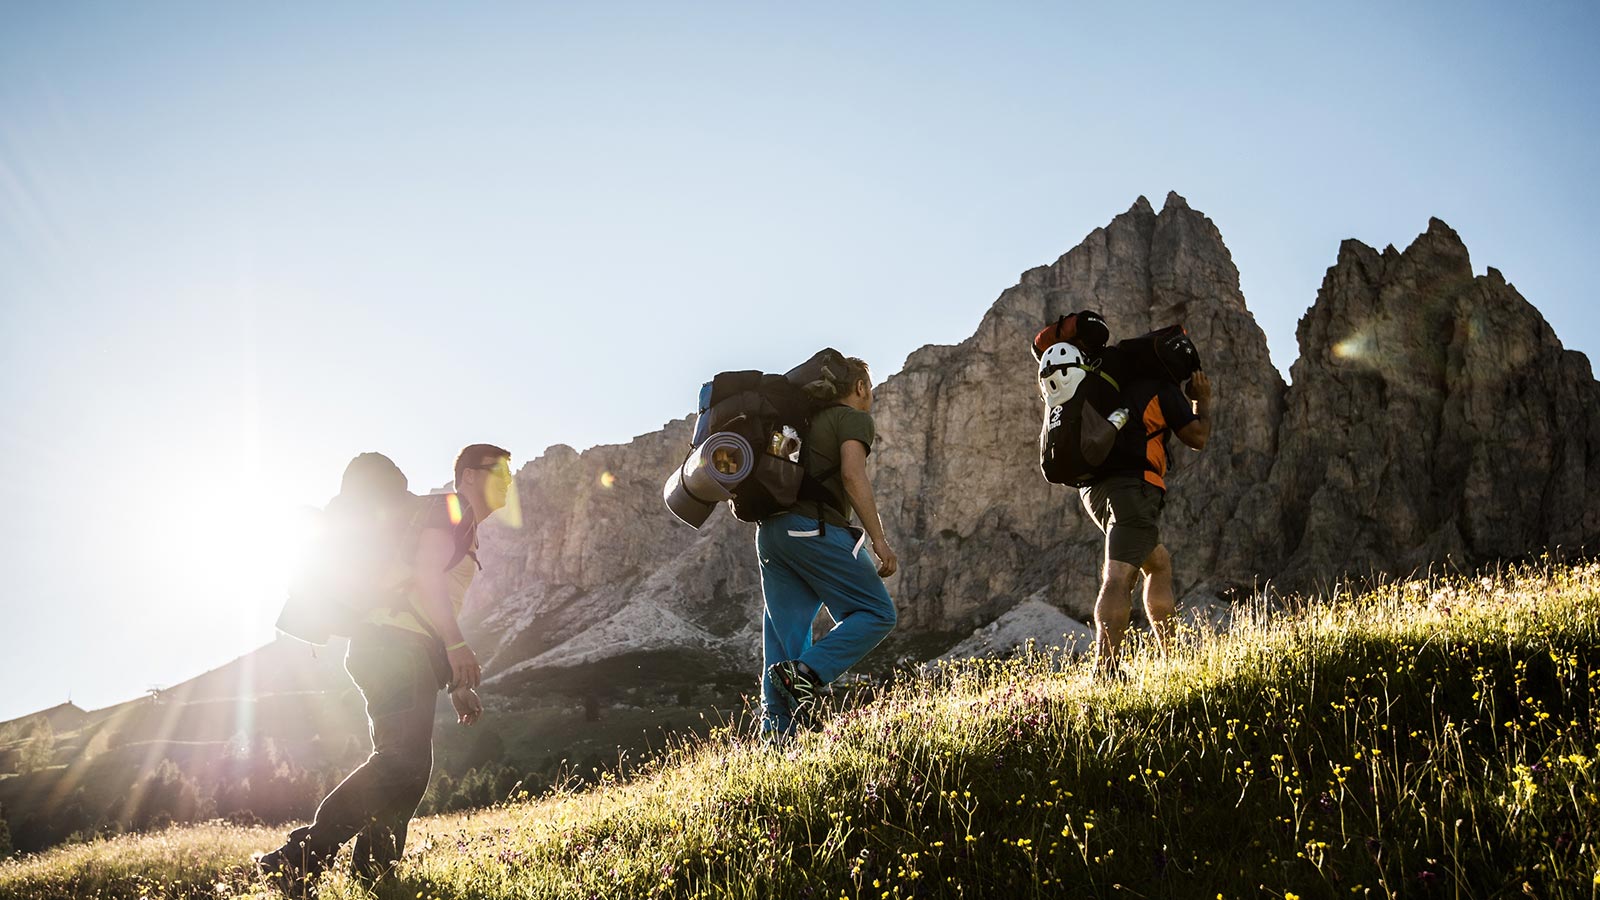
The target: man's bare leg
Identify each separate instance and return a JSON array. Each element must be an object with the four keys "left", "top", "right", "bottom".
[
  {"left": 1094, "top": 559, "right": 1140, "bottom": 674},
  {"left": 1141, "top": 544, "right": 1176, "bottom": 655}
]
